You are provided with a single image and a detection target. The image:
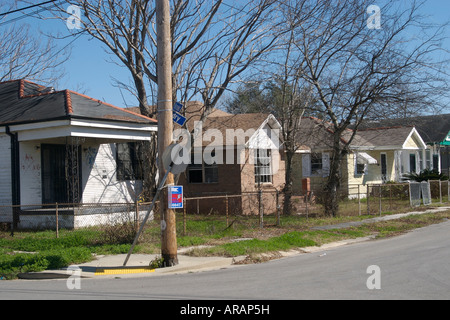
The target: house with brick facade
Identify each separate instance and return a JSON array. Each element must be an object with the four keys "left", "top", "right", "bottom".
[{"left": 175, "top": 104, "right": 286, "bottom": 215}]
